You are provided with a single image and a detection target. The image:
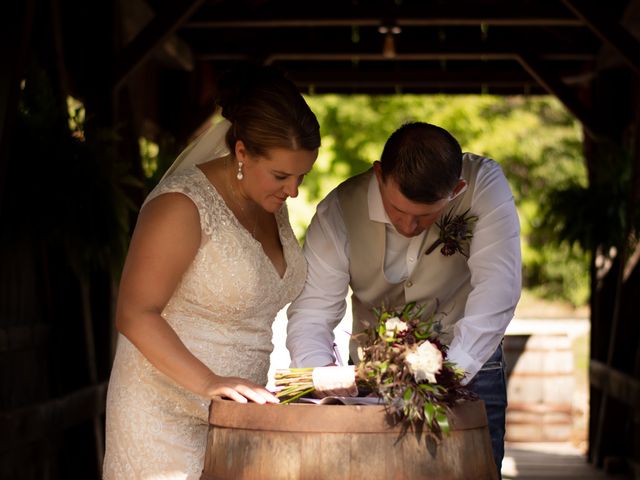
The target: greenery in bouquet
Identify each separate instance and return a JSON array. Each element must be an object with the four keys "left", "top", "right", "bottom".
[
  {"left": 274, "top": 301, "right": 475, "bottom": 440},
  {"left": 354, "top": 301, "right": 476, "bottom": 438},
  {"left": 274, "top": 368, "right": 316, "bottom": 403}
]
